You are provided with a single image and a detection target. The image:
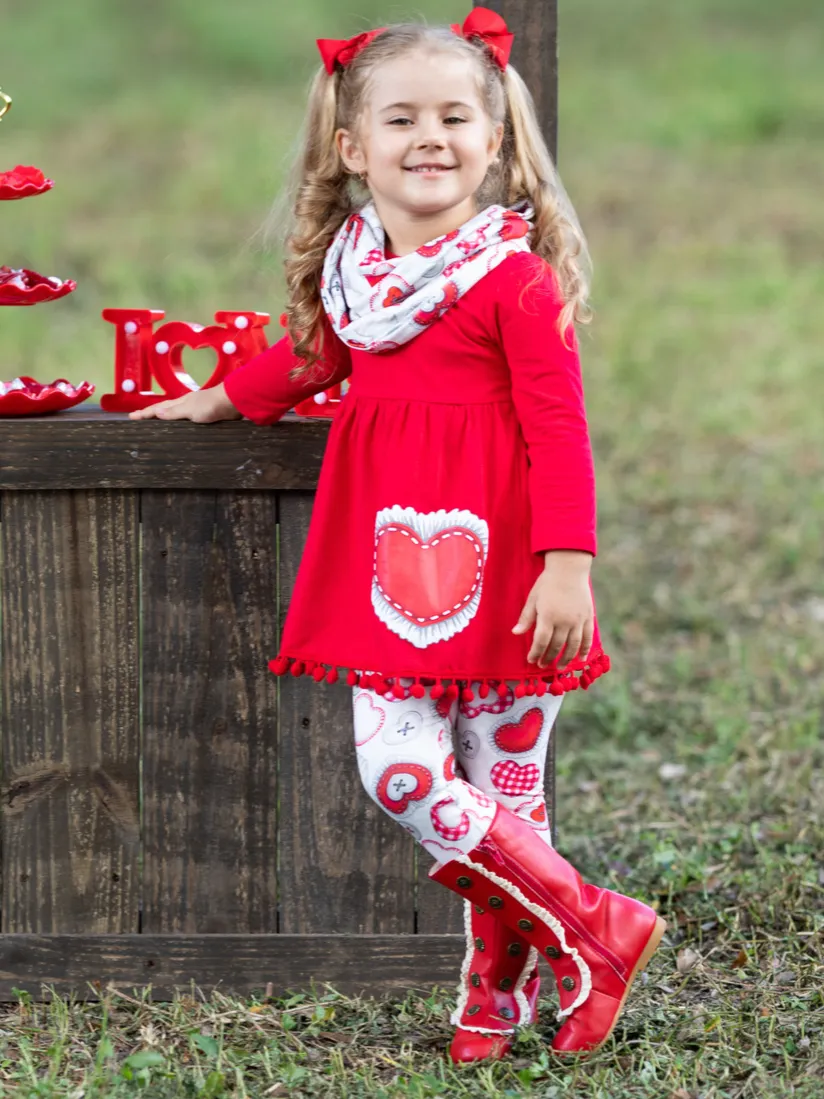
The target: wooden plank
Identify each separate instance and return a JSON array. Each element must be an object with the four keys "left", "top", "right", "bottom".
[
  {"left": 141, "top": 490, "right": 279, "bottom": 933},
  {"left": 487, "top": 0, "right": 558, "bottom": 158},
  {"left": 503, "top": 0, "right": 558, "bottom": 847},
  {"left": 0, "top": 407, "right": 330, "bottom": 491},
  {"left": 276, "top": 494, "right": 416, "bottom": 934},
  {"left": 0, "top": 491, "right": 140, "bottom": 933},
  {"left": 0, "top": 933, "right": 465, "bottom": 1000}
]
